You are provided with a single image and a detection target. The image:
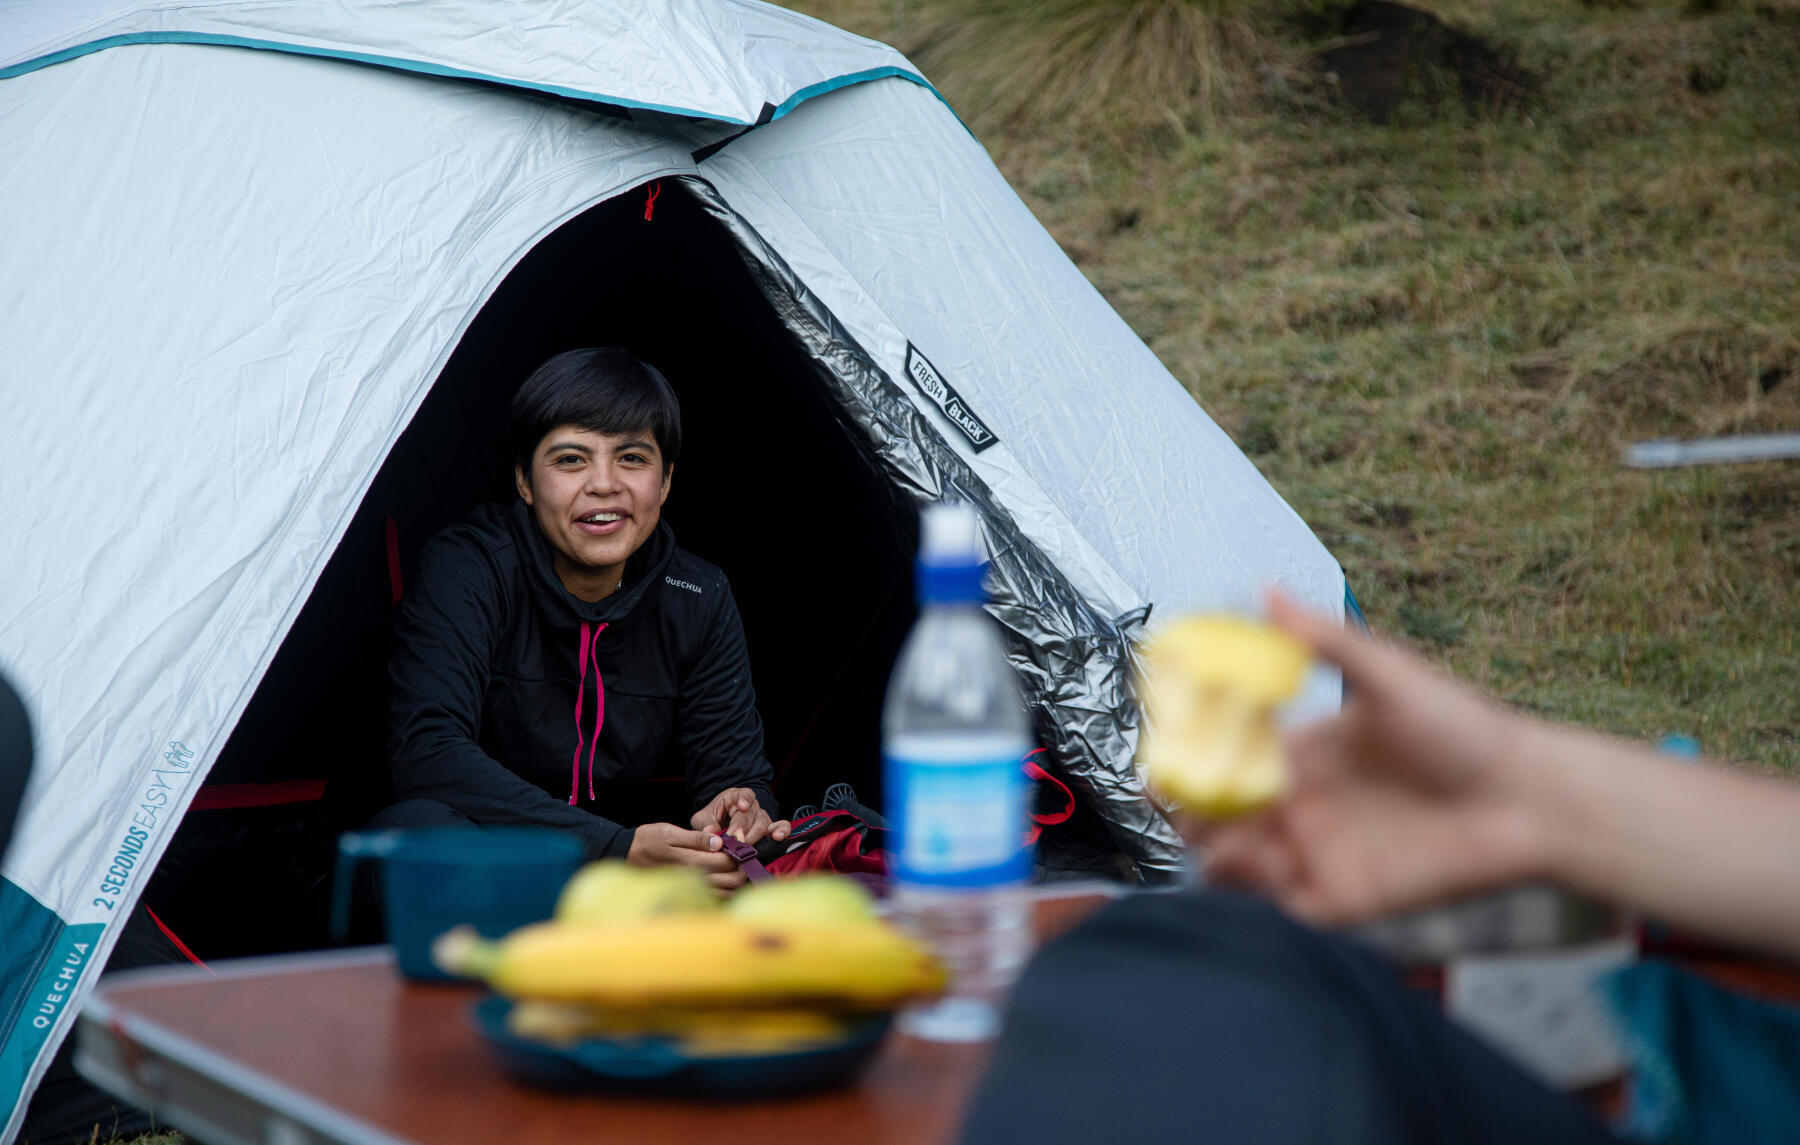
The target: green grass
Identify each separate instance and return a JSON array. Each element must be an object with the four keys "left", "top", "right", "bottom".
[{"left": 796, "top": 0, "right": 1800, "bottom": 769}]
